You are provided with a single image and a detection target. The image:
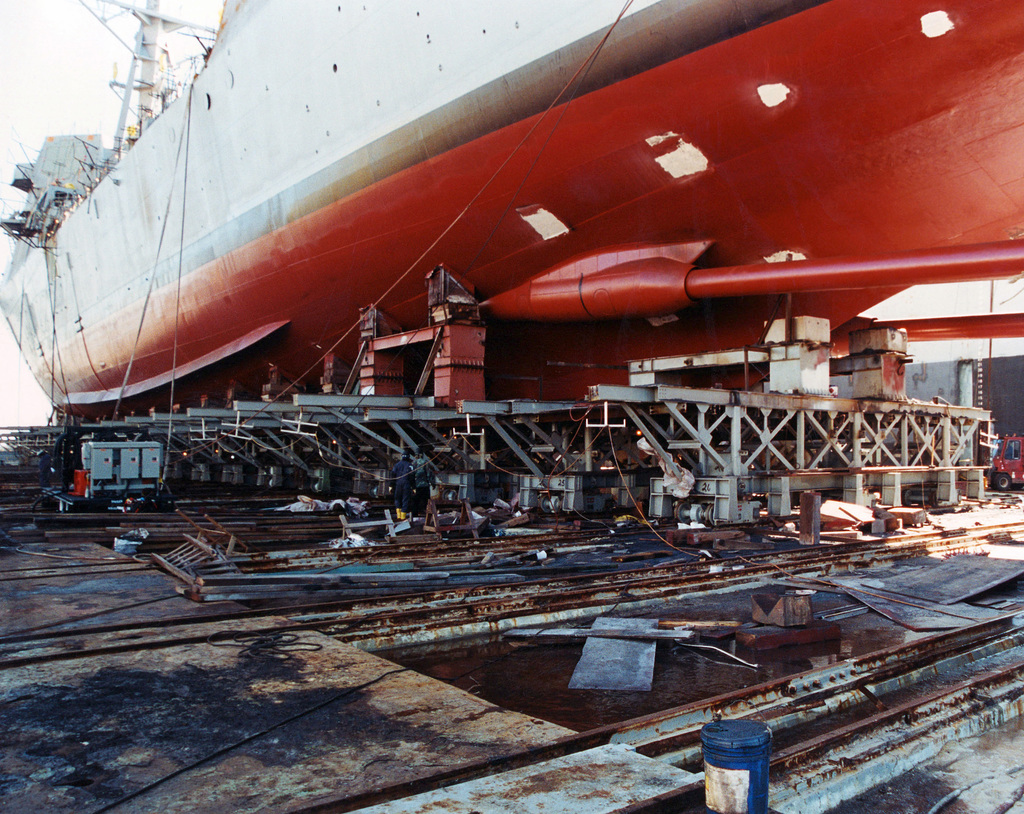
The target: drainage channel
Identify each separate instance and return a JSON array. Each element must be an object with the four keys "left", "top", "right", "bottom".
[{"left": 770, "top": 660, "right": 1024, "bottom": 812}]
